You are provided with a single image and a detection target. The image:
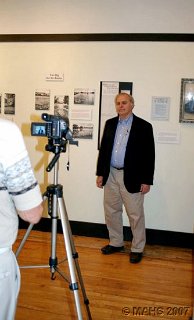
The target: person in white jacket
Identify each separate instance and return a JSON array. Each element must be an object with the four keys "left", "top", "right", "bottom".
[{"left": 0, "top": 118, "right": 43, "bottom": 320}]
